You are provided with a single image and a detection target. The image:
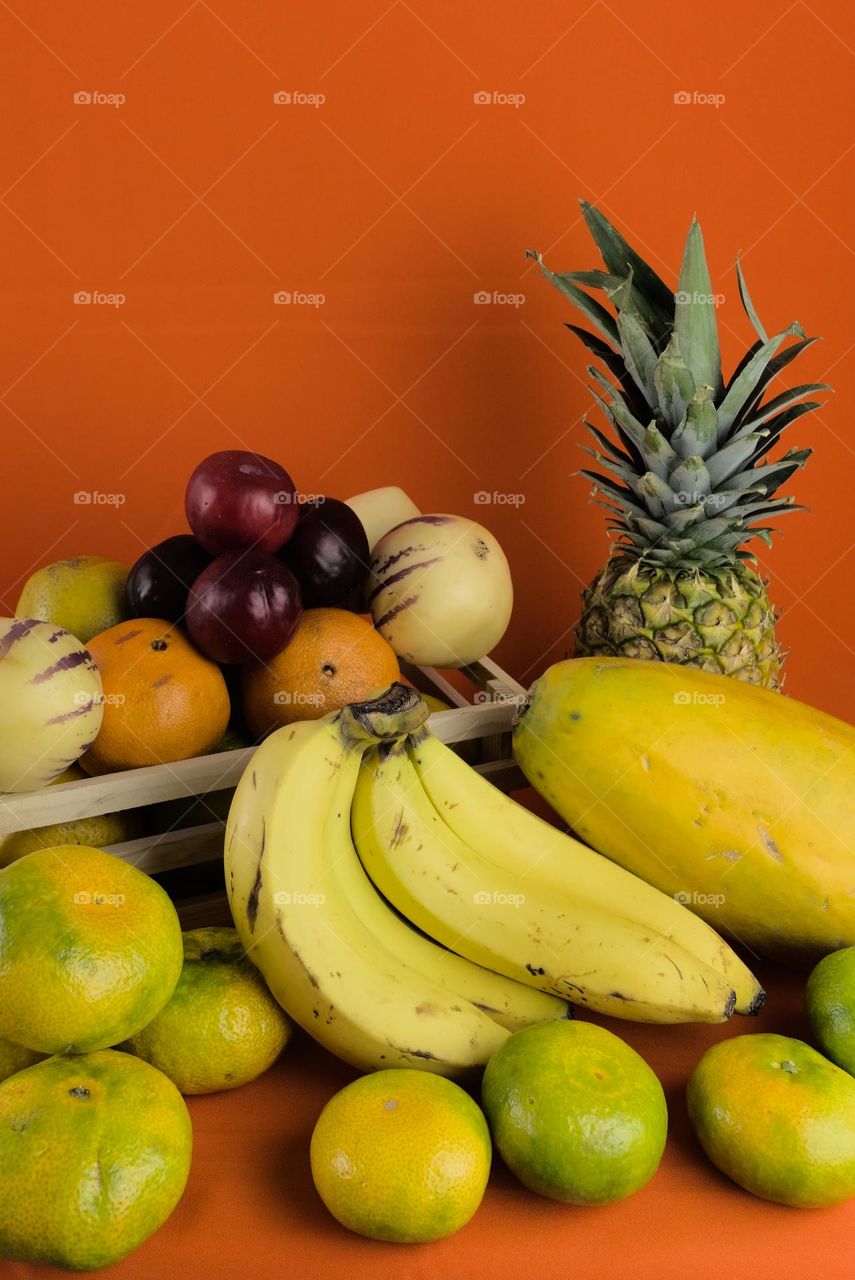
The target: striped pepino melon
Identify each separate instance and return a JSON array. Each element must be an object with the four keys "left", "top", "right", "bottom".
[
  {"left": 0, "top": 618, "right": 104, "bottom": 793},
  {"left": 513, "top": 657, "right": 855, "bottom": 960},
  {"left": 367, "top": 515, "right": 513, "bottom": 667}
]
